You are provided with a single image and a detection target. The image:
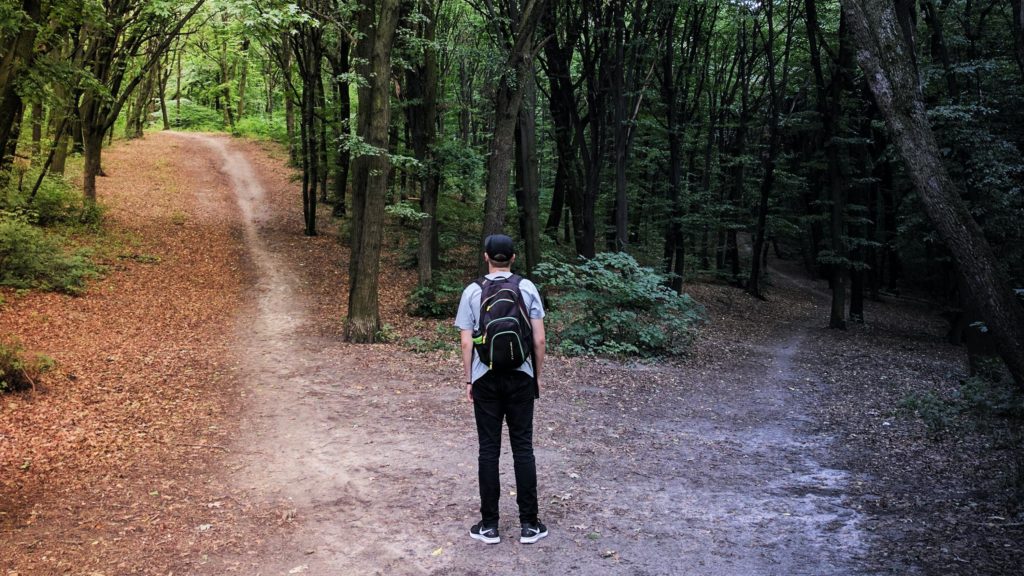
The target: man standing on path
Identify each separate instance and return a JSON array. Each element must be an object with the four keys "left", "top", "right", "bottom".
[{"left": 455, "top": 234, "right": 548, "bottom": 545}]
